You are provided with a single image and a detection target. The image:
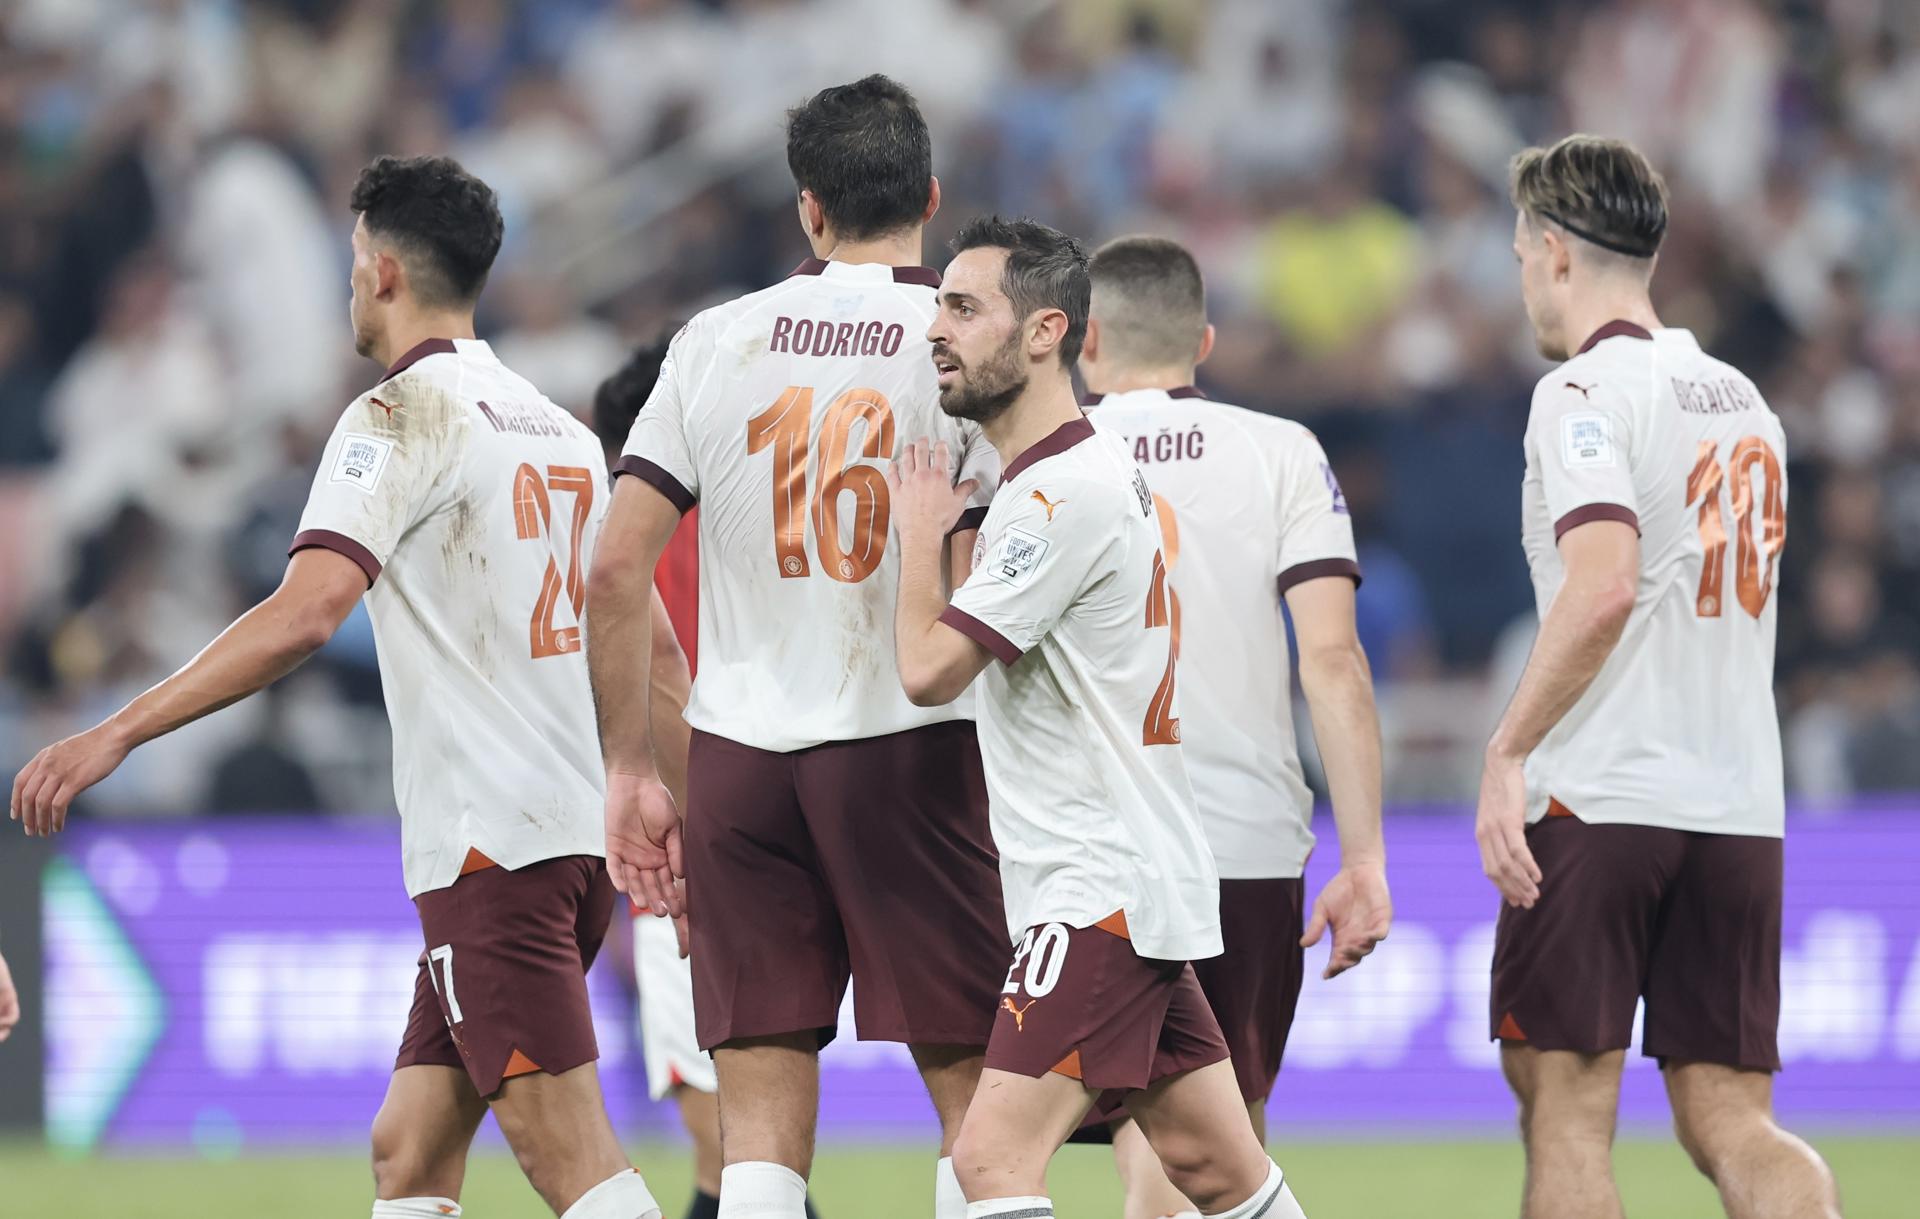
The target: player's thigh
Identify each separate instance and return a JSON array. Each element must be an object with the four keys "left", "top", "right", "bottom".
[
  {"left": 711, "top": 1031, "right": 822, "bottom": 1172},
  {"left": 1643, "top": 833, "right": 1783, "bottom": 1073},
  {"left": 1501, "top": 1044, "right": 1626, "bottom": 1139},
  {"left": 951, "top": 1067, "right": 1096, "bottom": 1191},
  {"left": 685, "top": 729, "right": 848, "bottom": 1047},
  {"left": 1191, "top": 877, "right": 1305, "bottom": 1106},
  {"left": 1490, "top": 813, "right": 1682, "bottom": 1055},
  {"left": 413, "top": 856, "right": 607, "bottom": 1099},
  {"left": 489, "top": 1062, "right": 629, "bottom": 1212},
  {"left": 792, "top": 720, "right": 1007, "bottom": 1045},
  {"left": 370, "top": 1064, "right": 488, "bottom": 1198},
  {"left": 1662, "top": 1058, "right": 1776, "bottom": 1156},
  {"left": 1123, "top": 1057, "right": 1265, "bottom": 1181}
]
